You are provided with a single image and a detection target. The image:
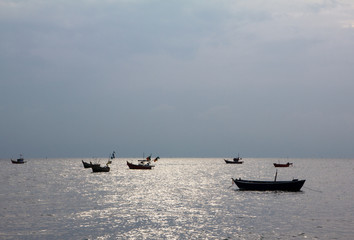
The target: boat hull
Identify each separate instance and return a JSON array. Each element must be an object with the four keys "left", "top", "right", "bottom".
[
  {"left": 273, "top": 163, "right": 293, "bottom": 167},
  {"left": 11, "top": 160, "right": 26, "bottom": 164},
  {"left": 224, "top": 159, "right": 243, "bottom": 164},
  {"left": 232, "top": 178, "right": 305, "bottom": 191},
  {"left": 127, "top": 161, "right": 153, "bottom": 170},
  {"left": 91, "top": 165, "right": 110, "bottom": 172}
]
